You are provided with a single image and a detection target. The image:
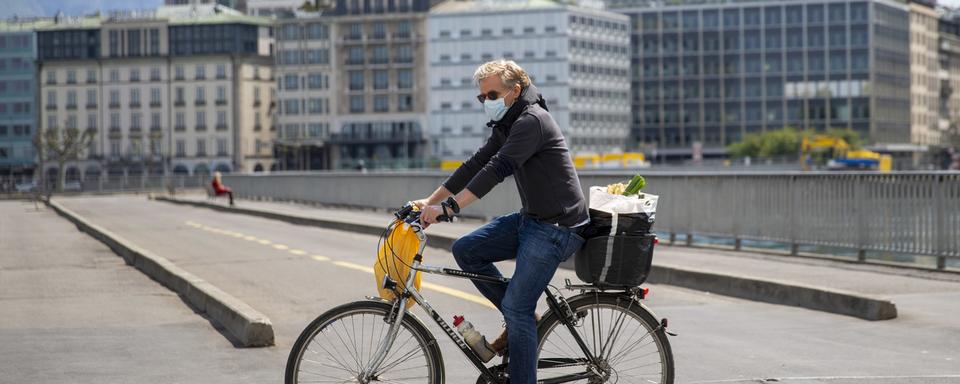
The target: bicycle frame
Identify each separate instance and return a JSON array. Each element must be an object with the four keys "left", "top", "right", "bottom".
[{"left": 361, "top": 221, "right": 605, "bottom": 384}]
